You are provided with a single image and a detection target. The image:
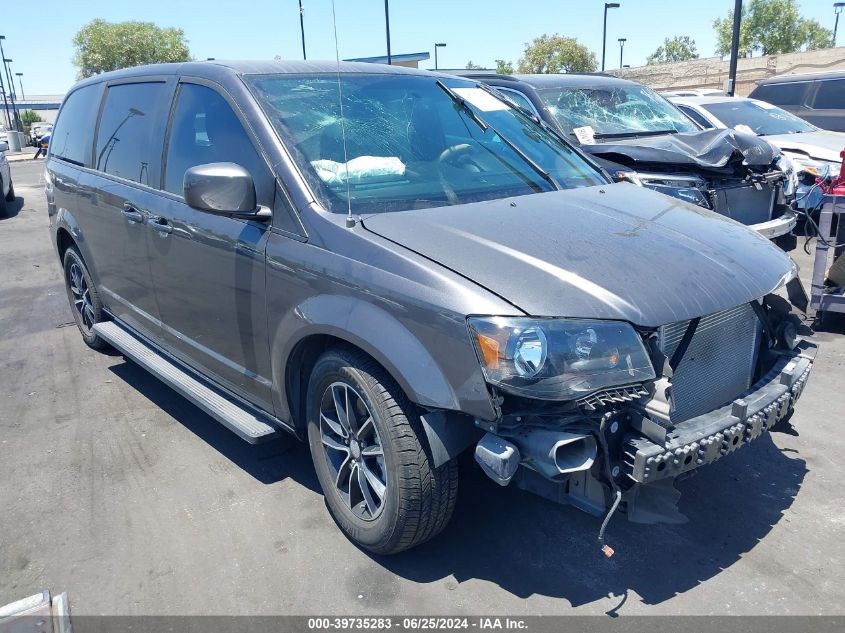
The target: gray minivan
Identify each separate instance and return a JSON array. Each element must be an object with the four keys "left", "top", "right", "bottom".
[
  {"left": 750, "top": 71, "right": 845, "bottom": 132},
  {"left": 47, "top": 60, "right": 815, "bottom": 554}
]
